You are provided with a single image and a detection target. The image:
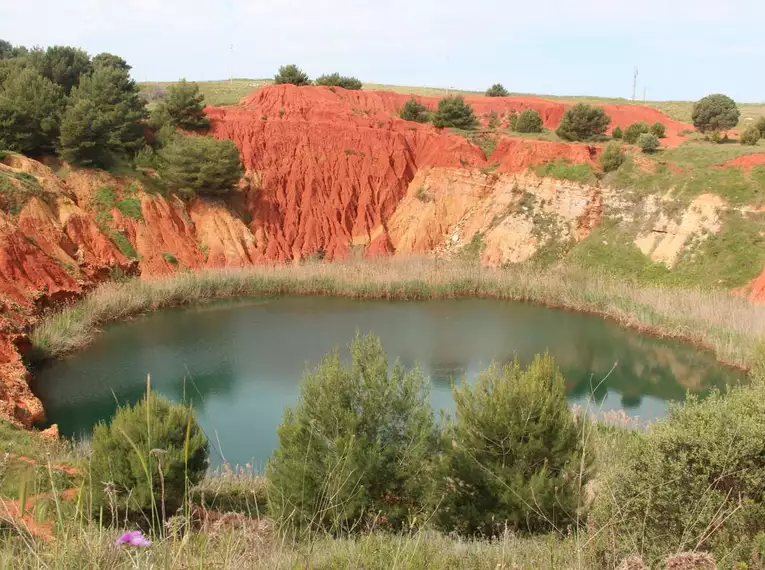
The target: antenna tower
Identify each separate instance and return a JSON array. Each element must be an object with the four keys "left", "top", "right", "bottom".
[{"left": 632, "top": 67, "right": 638, "bottom": 101}]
